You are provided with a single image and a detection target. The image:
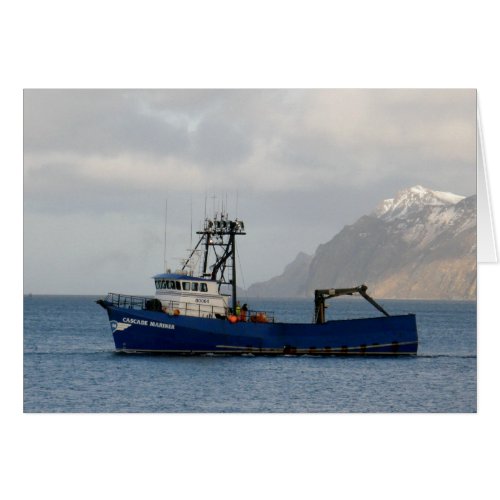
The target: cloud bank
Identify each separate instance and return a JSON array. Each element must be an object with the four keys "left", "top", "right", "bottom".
[{"left": 24, "top": 89, "right": 476, "bottom": 293}]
